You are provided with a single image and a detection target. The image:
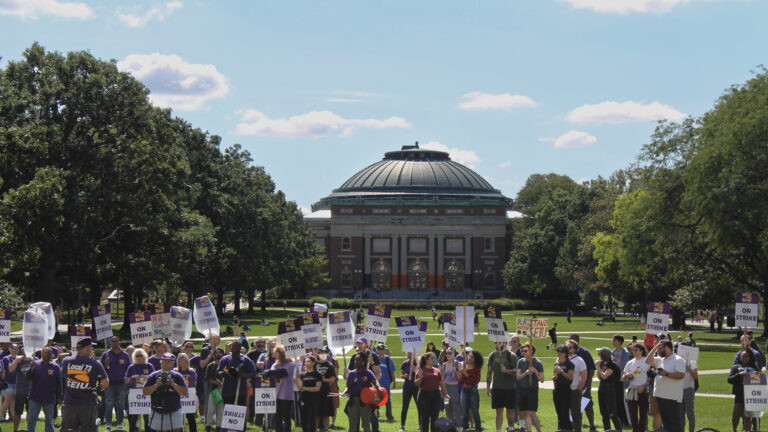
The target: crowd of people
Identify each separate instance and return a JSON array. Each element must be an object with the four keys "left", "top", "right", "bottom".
[{"left": 0, "top": 324, "right": 759, "bottom": 432}]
